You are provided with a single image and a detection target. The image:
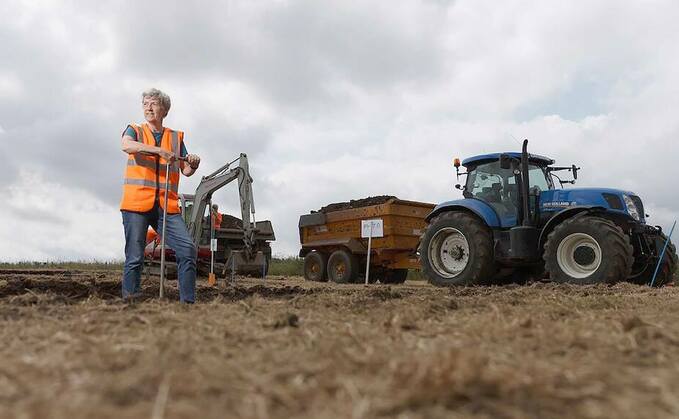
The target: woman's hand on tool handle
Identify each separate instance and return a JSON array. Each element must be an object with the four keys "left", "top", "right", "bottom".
[
  {"left": 186, "top": 154, "right": 200, "bottom": 169},
  {"left": 182, "top": 154, "right": 201, "bottom": 176},
  {"left": 157, "top": 148, "right": 176, "bottom": 162}
]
